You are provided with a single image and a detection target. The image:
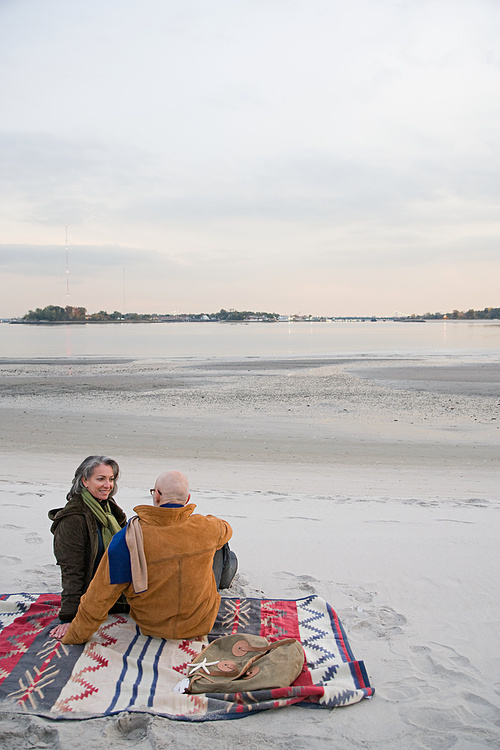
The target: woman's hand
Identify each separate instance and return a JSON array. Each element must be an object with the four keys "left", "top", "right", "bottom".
[{"left": 50, "top": 622, "right": 71, "bottom": 640}]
